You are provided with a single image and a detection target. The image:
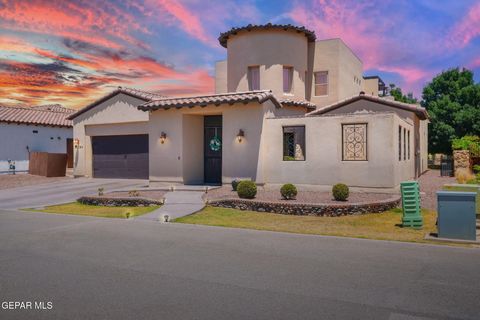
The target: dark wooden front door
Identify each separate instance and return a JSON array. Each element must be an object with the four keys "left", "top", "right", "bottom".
[
  {"left": 204, "top": 116, "right": 222, "bottom": 184},
  {"left": 66, "top": 138, "right": 74, "bottom": 168},
  {"left": 92, "top": 134, "right": 149, "bottom": 179}
]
